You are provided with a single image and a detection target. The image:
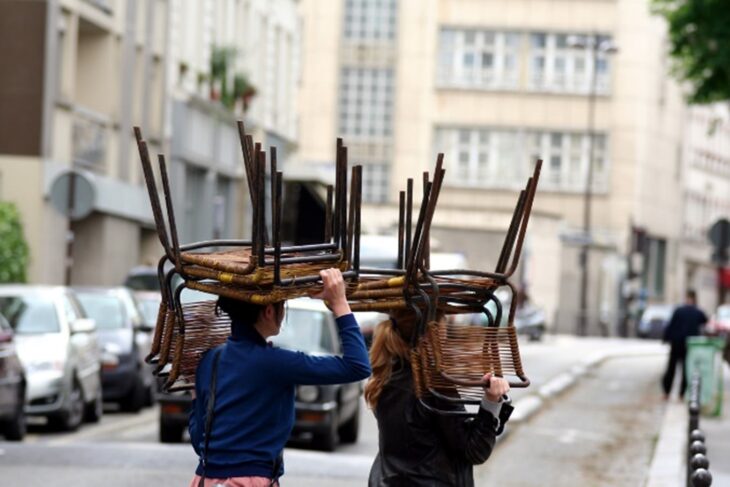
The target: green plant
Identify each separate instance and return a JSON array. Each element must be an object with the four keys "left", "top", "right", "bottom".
[
  {"left": 233, "top": 73, "right": 255, "bottom": 98},
  {"left": 208, "top": 46, "right": 256, "bottom": 110},
  {"left": 653, "top": 0, "right": 730, "bottom": 104},
  {"left": 0, "top": 202, "right": 29, "bottom": 283}
]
